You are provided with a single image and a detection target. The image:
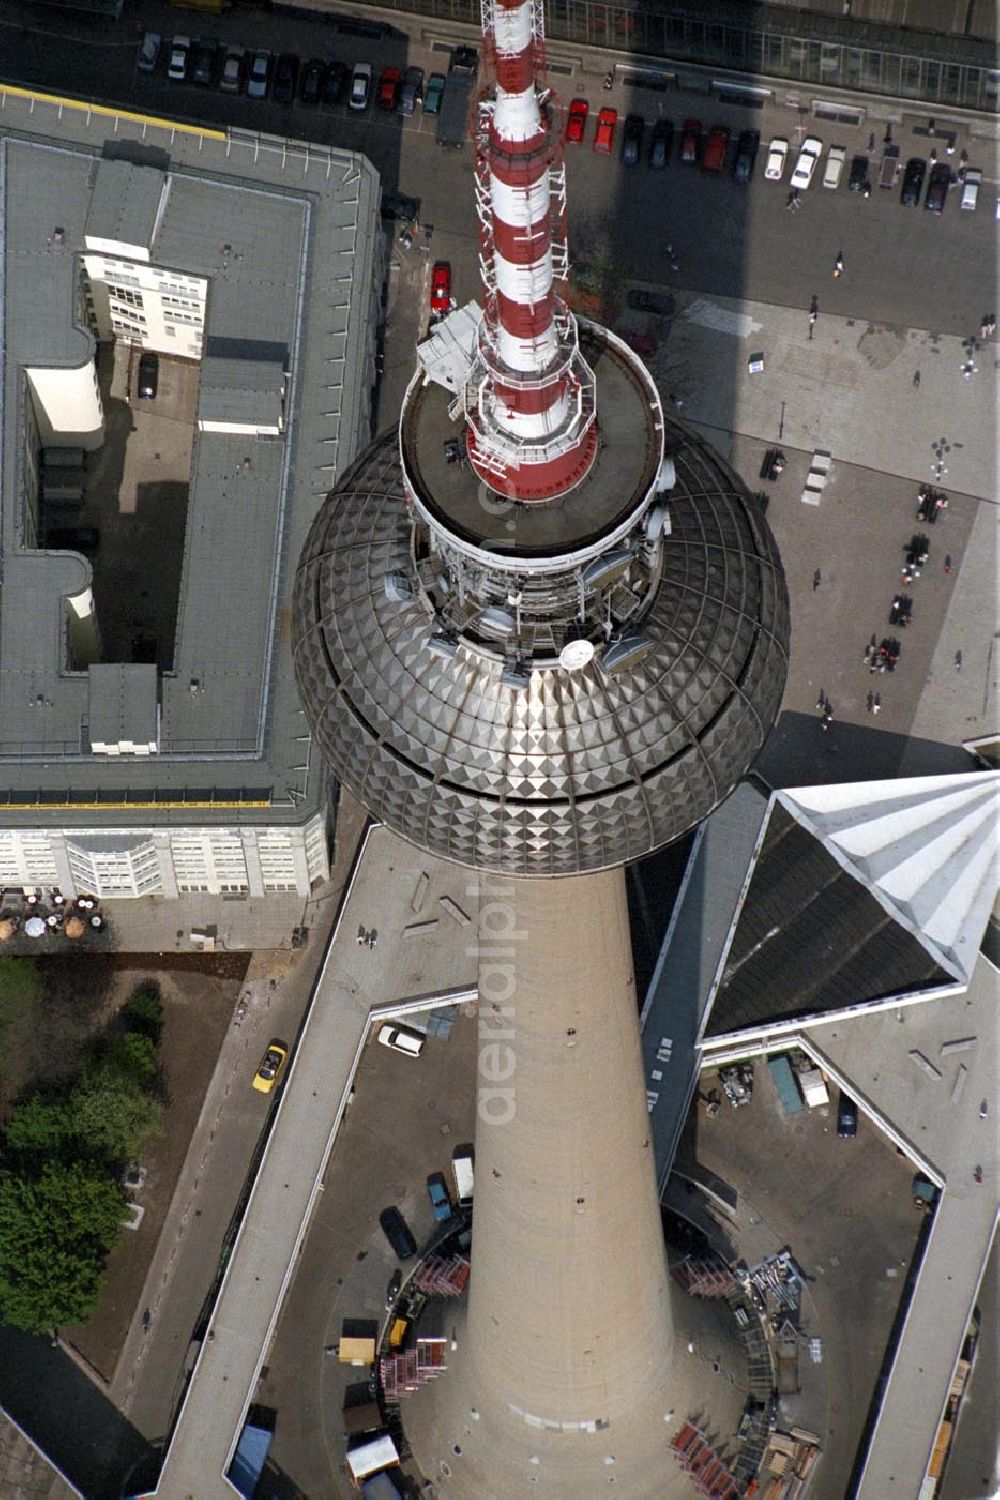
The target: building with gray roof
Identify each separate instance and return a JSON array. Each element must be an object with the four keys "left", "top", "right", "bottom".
[{"left": 0, "top": 108, "right": 381, "bottom": 905}]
